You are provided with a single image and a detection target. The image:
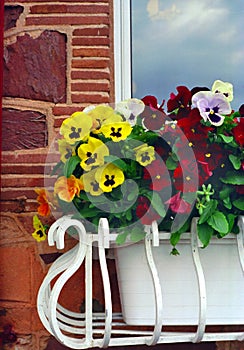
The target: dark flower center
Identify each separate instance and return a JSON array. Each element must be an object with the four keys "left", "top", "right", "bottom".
[
  {"left": 85, "top": 152, "right": 97, "bottom": 165},
  {"left": 110, "top": 127, "right": 122, "bottom": 138},
  {"left": 69, "top": 127, "right": 82, "bottom": 139},
  {"left": 104, "top": 174, "right": 115, "bottom": 187}
]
